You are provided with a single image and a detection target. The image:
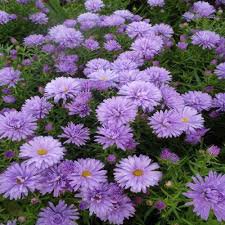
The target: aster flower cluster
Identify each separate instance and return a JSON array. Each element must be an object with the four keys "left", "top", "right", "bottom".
[{"left": 0, "top": 0, "right": 225, "bottom": 224}]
